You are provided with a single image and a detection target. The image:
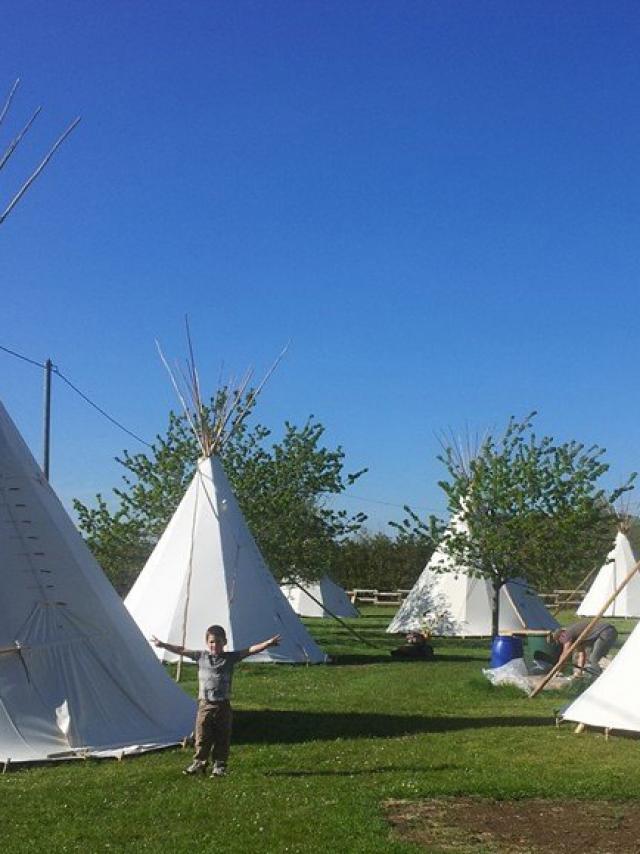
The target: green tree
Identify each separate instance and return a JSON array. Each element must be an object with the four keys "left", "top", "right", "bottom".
[
  {"left": 627, "top": 516, "right": 640, "bottom": 557},
  {"left": 396, "top": 413, "right": 635, "bottom": 635},
  {"left": 331, "top": 526, "right": 441, "bottom": 592},
  {"left": 74, "top": 399, "right": 366, "bottom": 595}
]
